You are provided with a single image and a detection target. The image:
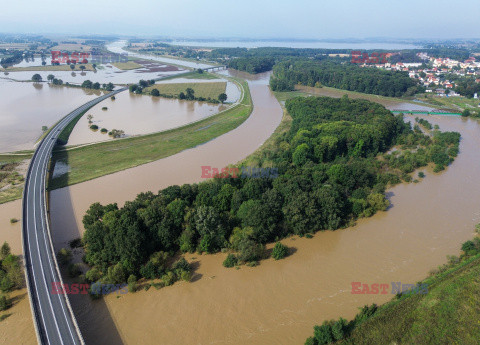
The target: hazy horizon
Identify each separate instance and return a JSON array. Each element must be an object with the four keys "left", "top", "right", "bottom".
[{"left": 1, "top": 0, "right": 479, "bottom": 40}]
